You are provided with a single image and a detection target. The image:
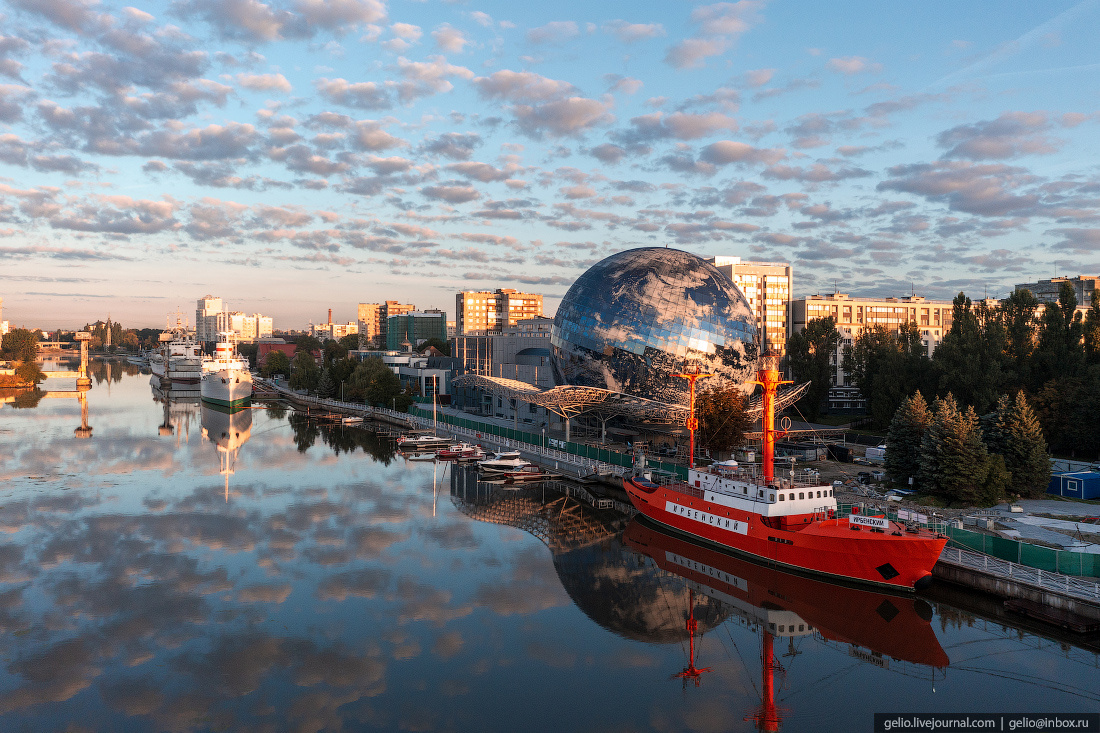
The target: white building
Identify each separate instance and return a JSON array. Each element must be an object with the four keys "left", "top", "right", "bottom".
[
  {"left": 312, "top": 322, "right": 359, "bottom": 341},
  {"left": 710, "top": 257, "right": 793, "bottom": 357},
  {"left": 195, "top": 295, "right": 223, "bottom": 343}
]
